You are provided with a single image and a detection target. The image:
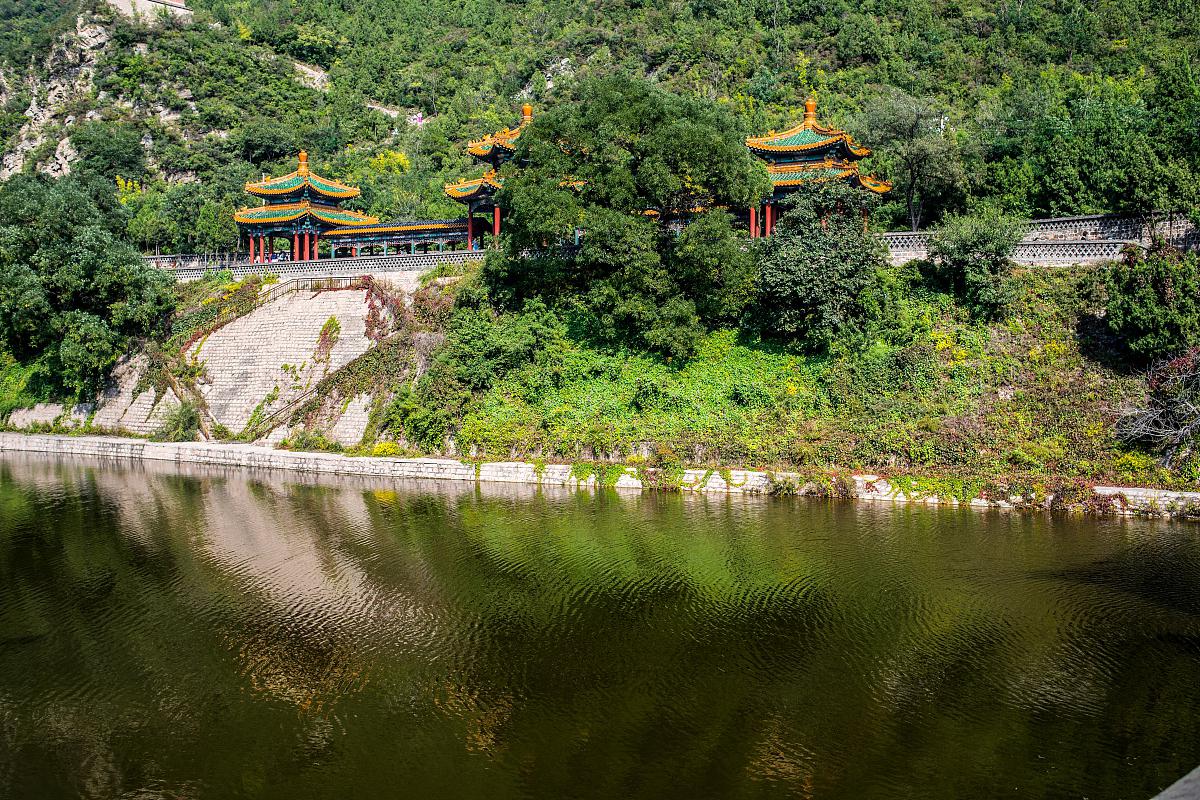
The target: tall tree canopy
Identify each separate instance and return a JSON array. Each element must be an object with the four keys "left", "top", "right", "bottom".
[
  {"left": 0, "top": 175, "right": 174, "bottom": 396},
  {"left": 485, "top": 74, "right": 769, "bottom": 358}
]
